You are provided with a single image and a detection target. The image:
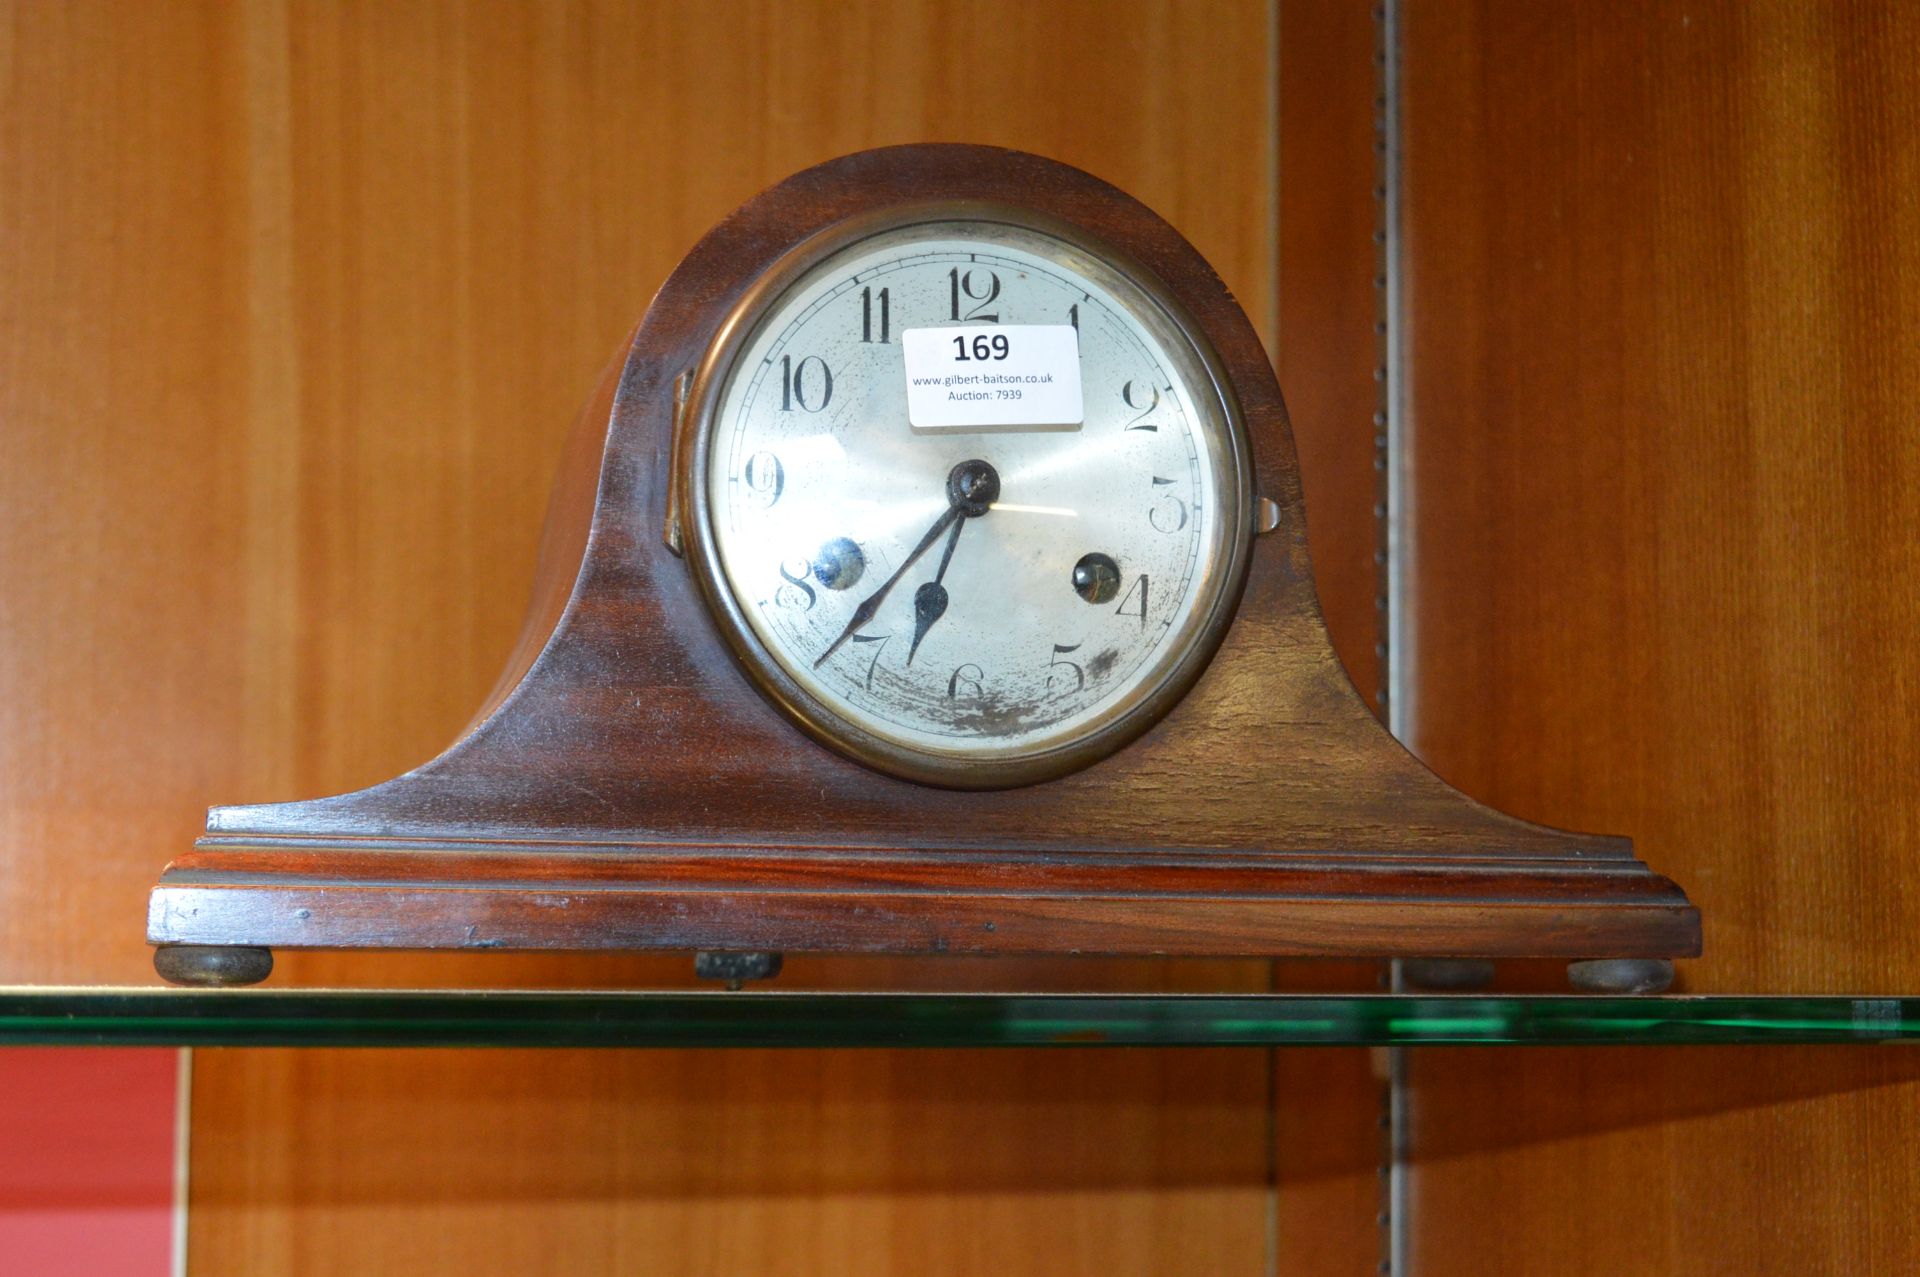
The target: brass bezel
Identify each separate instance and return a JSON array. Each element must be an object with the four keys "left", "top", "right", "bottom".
[{"left": 675, "top": 199, "right": 1255, "bottom": 789}]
